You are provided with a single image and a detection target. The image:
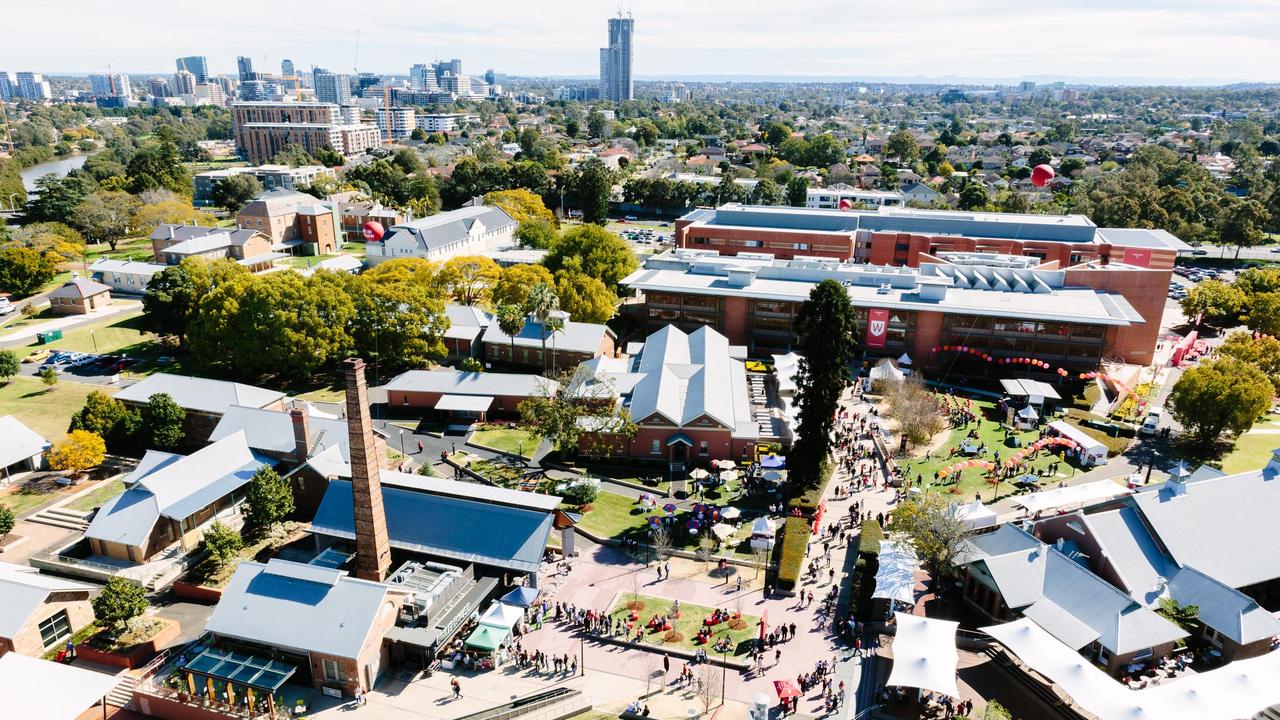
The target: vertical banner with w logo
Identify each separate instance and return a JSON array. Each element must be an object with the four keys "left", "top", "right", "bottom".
[{"left": 866, "top": 308, "right": 889, "bottom": 348}]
